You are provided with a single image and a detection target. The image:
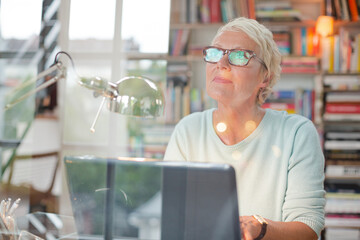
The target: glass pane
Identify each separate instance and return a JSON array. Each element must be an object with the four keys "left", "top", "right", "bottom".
[
  {"left": 0, "top": 0, "right": 42, "bottom": 40},
  {"left": 68, "top": 0, "right": 116, "bottom": 52},
  {"left": 122, "top": 60, "right": 170, "bottom": 159},
  {"left": 64, "top": 156, "right": 240, "bottom": 239},
  {"left": 63, "top": 58, "right": 112, "bottom": 144},
  {"left": 0, "top": 59, "right": 38, "bottom": 142},
  {"left": 121, "top": 0, "right": 171, "bottom": 53}
]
